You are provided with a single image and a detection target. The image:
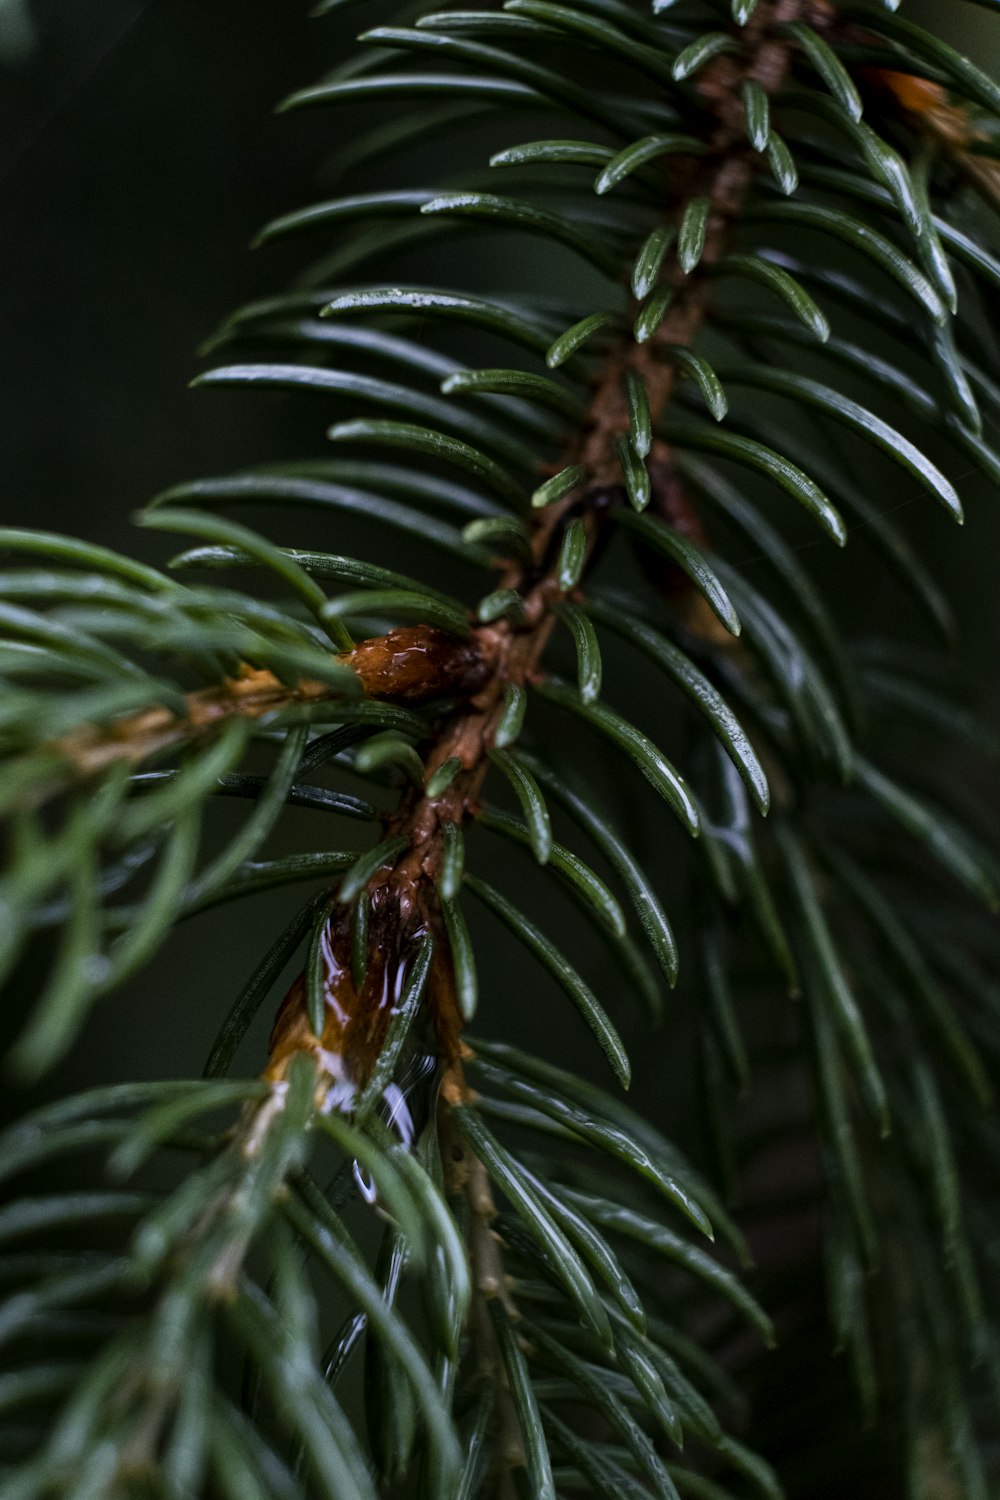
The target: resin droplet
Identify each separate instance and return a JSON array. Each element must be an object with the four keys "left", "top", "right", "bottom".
[{"left": 265, "top": 892, "right": 444, "bottom": 1120}]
